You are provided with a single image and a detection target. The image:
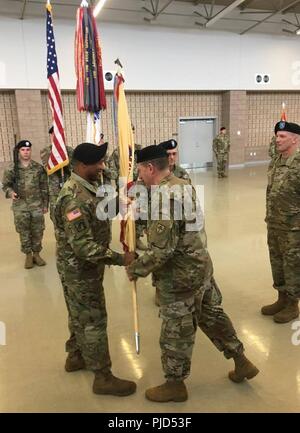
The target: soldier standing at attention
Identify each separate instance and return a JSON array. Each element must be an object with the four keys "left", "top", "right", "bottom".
[
  {"left": 213, "top": 127, "right": 230, "bottom": 178},
  {"left": 2, "top": 140, "right": 48, "bottom": 269},
  {"left": 159, "top": 139, "right": 191, "bottom": 182},
  {"left": 54, "top": 142, "right": 136, "bottom": 397},
  {"left": 126, "top": 145, "right": 259, "bottom": 403},
  {"left": 261, "top": 121, "right": 300, "bottom": 323},
  {"left": 40, "top": 126, "right": 74, "bottom": 222}
]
